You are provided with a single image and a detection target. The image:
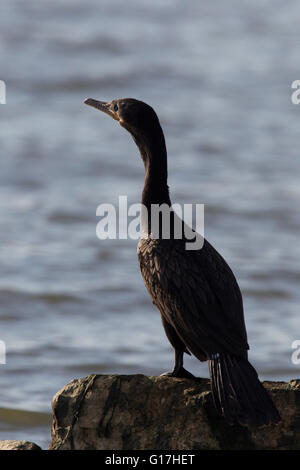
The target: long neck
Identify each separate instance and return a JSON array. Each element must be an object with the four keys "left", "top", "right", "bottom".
[
  {"left": 131, "top": 123, "right": 171, "bottom": 235},
  {"left": 142, "top": 155, "right": 171, "bottom": 209},
  {"left": 134, "top": 127, "right": 171, "bottom": 208}
]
